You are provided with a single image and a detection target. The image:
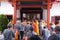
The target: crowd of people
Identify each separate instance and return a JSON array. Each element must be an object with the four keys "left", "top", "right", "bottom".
[{"left": 2, "top": 19, "right": 60, "bottom": 40}]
